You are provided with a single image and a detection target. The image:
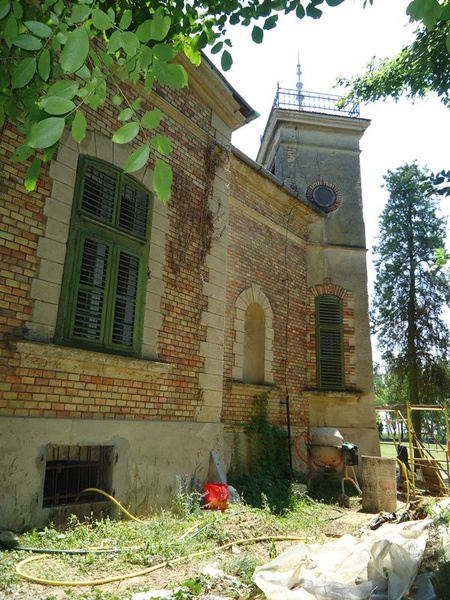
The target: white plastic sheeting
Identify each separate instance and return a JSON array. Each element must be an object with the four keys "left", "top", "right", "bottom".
[{"left": 253, "top": 520, "right": 431, "bottom": 600}]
